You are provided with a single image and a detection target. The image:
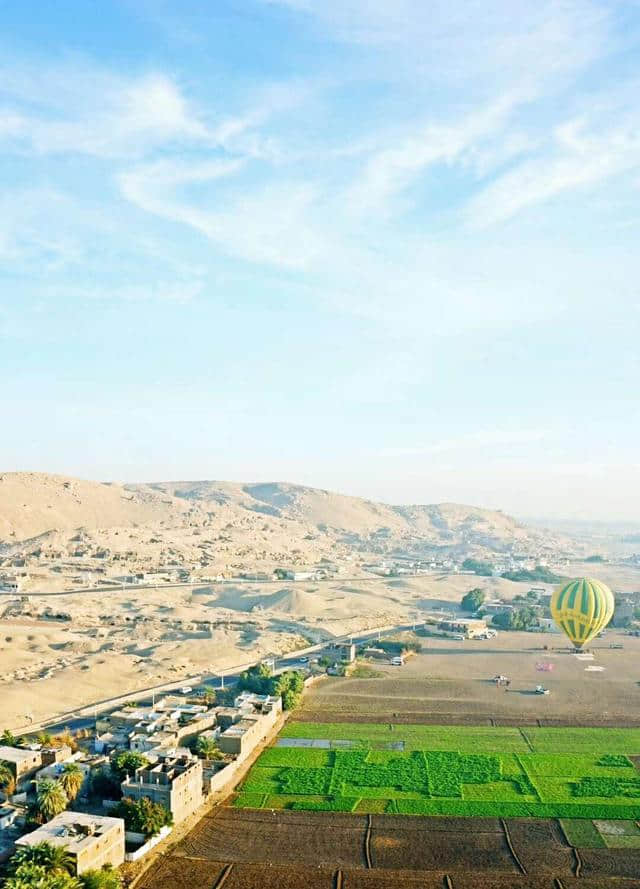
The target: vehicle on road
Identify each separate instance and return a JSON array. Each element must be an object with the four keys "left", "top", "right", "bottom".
[
  {"left": 535, "top": 685, "right": 550, "bottom": 695},
  {"left": 391, "top": 656, "right": 404, "bottom": 666},
  {"left": 299, "top": 656, "right": 309, "bottom": 663}
]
